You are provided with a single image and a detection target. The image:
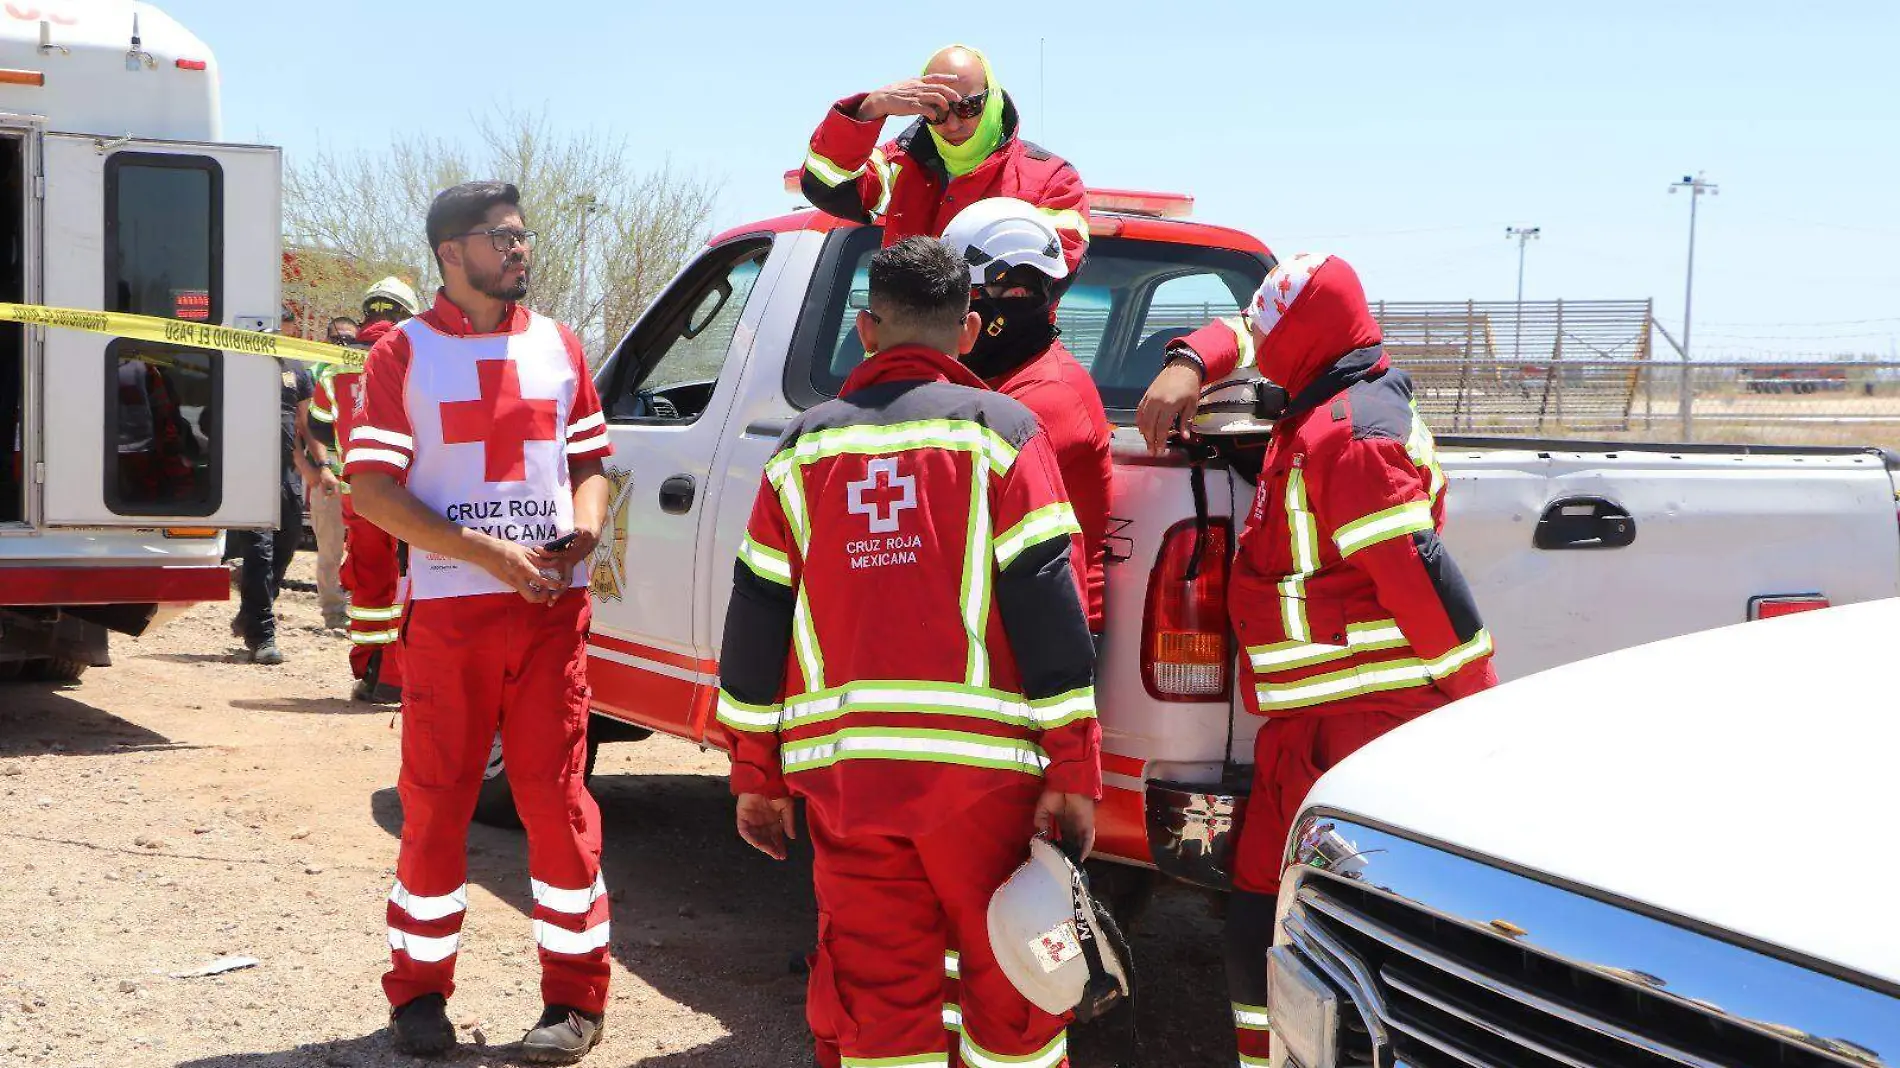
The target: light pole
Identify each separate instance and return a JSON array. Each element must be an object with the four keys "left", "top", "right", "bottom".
[
  {"left": 1505, "top": 225, "right": 1540, "bottom": 360},
  {"left": 1669, "top": 172, "right": 1717, "bottom": 439},
  {"left": 573, "top": 192, "right": 601, "bottom": 348}
]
